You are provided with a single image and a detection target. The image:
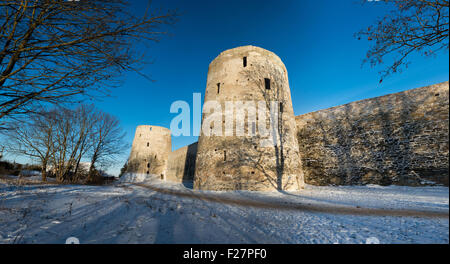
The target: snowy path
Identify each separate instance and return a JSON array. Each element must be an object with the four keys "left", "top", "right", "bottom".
[
  {"left": 0, "top": 180, "right": 448, "bottom": 244},
  {"left": 133, "top": 183, "right": 448, "bottom": 218}
]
